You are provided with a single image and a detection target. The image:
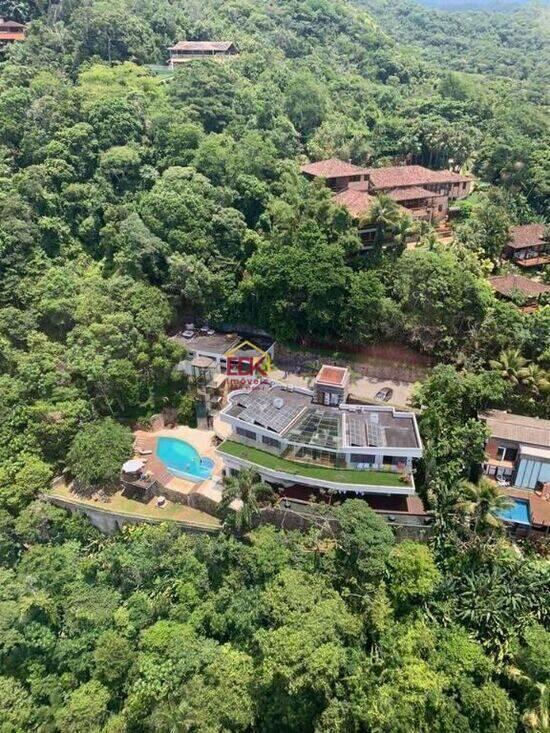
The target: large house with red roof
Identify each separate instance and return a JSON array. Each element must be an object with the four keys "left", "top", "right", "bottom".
[
  {"left": 502, "top": 224, "right": 549, "bottom": 268},
  {"left": 300, "top": 158, "right": 473, "bottom": 241}
]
